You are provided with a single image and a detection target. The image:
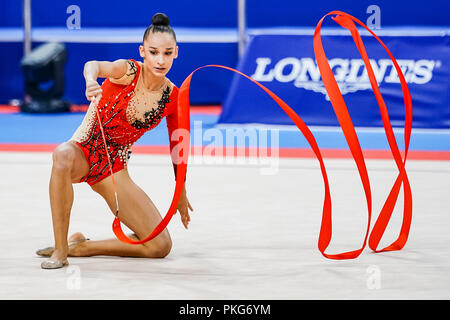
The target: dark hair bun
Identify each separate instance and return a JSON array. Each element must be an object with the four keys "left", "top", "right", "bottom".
[
  {"left": 152, "top": 13, "right": 170, "bottom": 26},
  {"left": 143, "top": 12, "right": 176, "bottom": 42}
]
